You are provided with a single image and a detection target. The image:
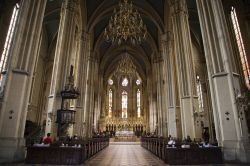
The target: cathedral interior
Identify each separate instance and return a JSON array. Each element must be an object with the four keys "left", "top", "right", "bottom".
[{"left": 0, "top": 0, "right": 250, "bottom": 164}]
